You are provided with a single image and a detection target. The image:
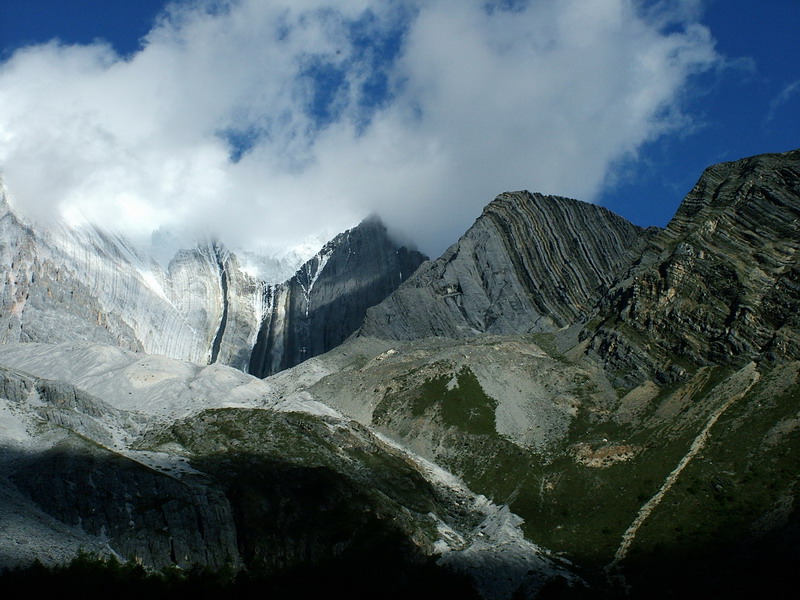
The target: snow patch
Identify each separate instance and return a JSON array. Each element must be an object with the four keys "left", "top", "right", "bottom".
[
  {"left": 298, "top": 247, "right": 333, "bottom": 317},
  {"left": 371, "top": 431, "right": 575, "bottom": 599}
]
